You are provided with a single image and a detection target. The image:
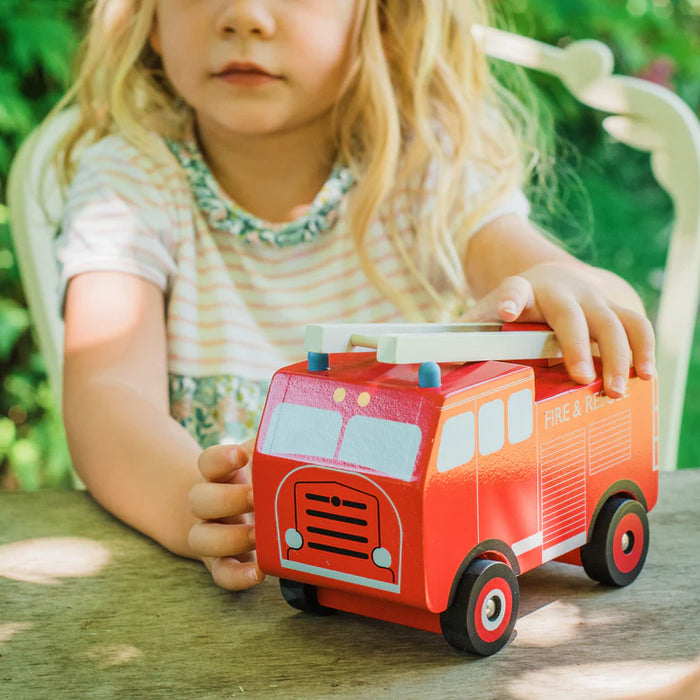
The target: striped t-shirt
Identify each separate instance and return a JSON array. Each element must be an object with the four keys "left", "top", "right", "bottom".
[{"left": 57, "top": 130, "right": 529, "bottom": 448}]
